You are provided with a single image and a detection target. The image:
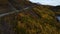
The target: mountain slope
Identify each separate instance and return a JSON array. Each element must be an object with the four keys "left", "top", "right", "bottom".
[
  {"left": 17, "top": 4, "right": 60, "bottom": 34},
  {"left": 0, "top": 0, "right": 60, "bottom": 34},
  {"left": 16, "top": 0, "right": 60, "bottom": 34}
]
